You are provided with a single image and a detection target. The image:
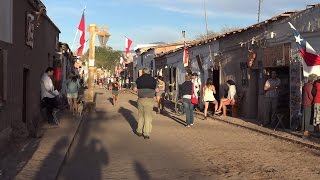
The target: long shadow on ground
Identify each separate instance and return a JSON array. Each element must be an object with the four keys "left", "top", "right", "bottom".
[
  {"left": 119, "top": 107, "right": 138, "bottom": 133},
  {"left": 161, "top": 111, "right": 186, "bottom": 127}
]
